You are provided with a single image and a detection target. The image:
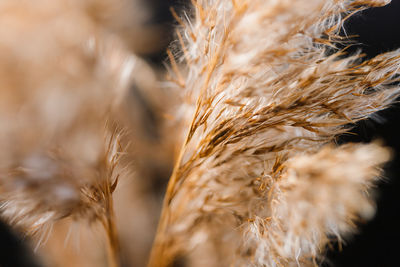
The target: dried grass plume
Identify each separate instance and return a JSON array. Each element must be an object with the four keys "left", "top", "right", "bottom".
[
  {"left": 0, "top": 0, "right": 399, "bottom": 267},
  {"left": 149, "top": 0, "right": 400, "bottom": 266}
]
